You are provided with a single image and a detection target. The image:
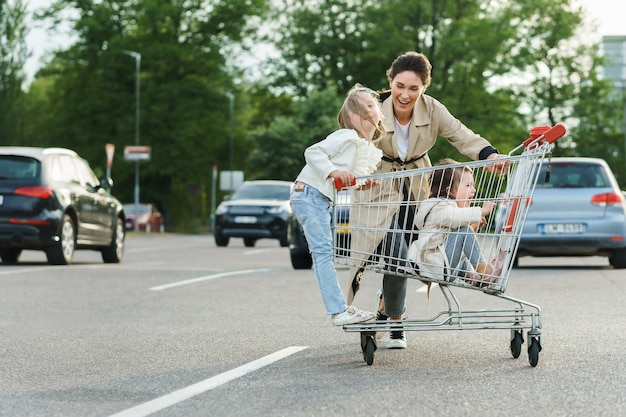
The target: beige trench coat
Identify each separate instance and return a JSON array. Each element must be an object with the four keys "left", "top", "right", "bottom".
[{"left": 345, "top": 93, "right": 493, "bottom": 304}]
